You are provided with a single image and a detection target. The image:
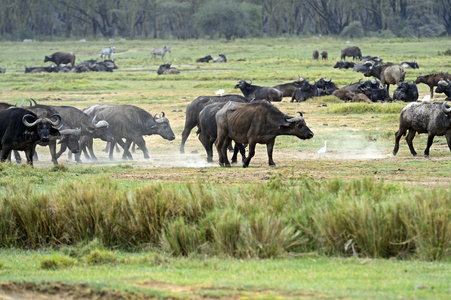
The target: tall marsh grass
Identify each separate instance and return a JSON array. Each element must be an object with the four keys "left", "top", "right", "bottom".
[{"left": 0, "top": 175, "right": 449, "bottom": 261}]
